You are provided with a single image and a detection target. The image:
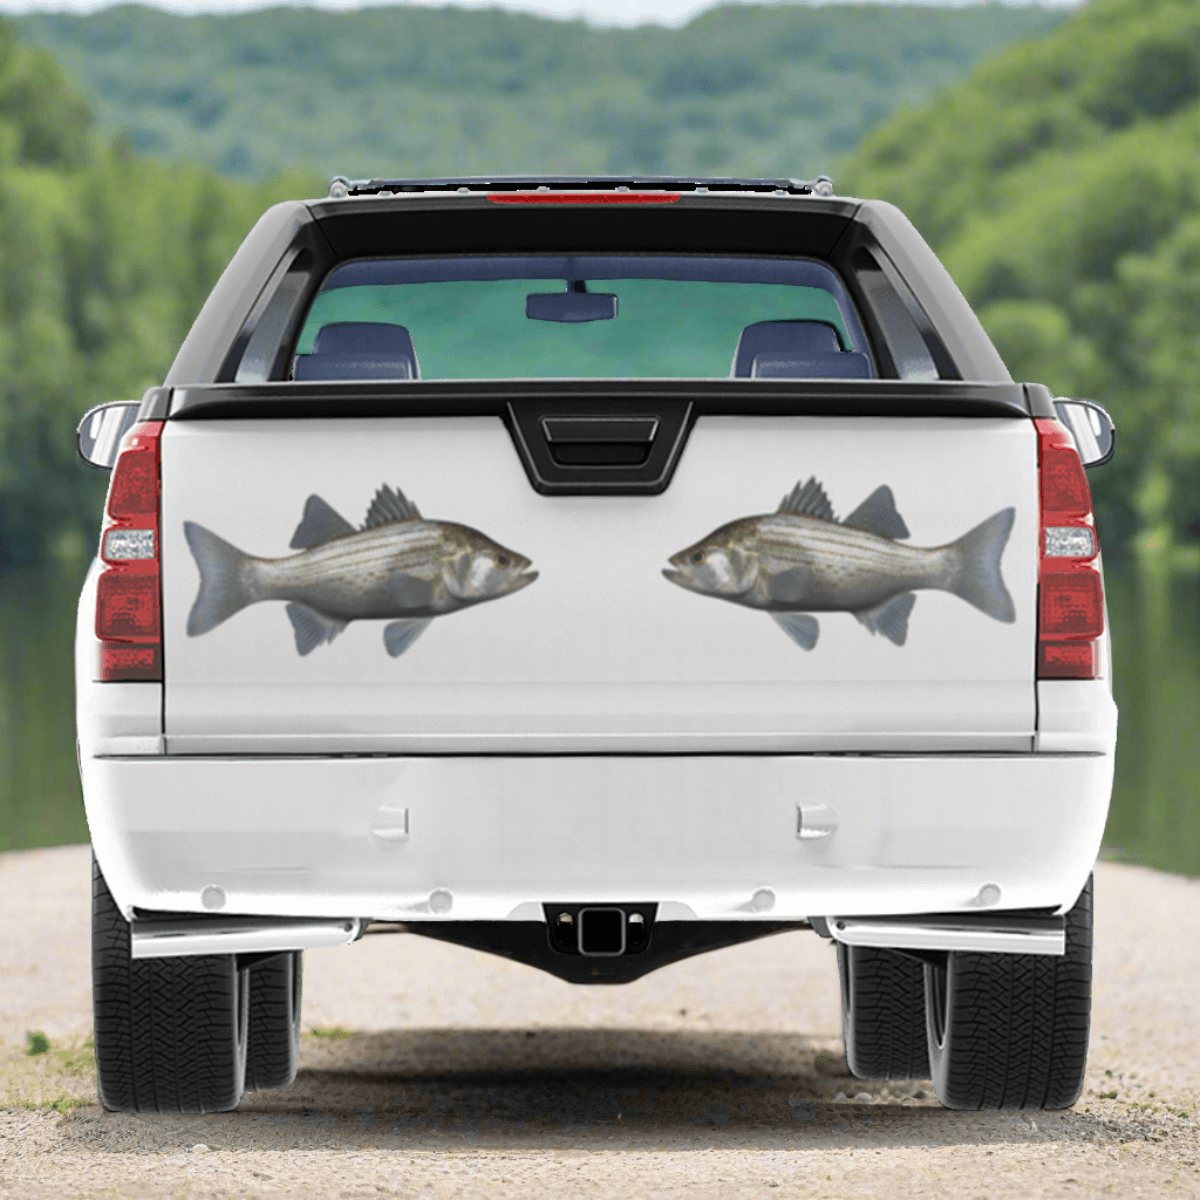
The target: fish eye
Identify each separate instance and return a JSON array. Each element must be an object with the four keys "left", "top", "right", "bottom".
[
  {"left": 495, "top": 554, "right": 510, "bottom": 568},
  {"left": 690, "top": 550, "right": 705, "bottom": 565}
]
